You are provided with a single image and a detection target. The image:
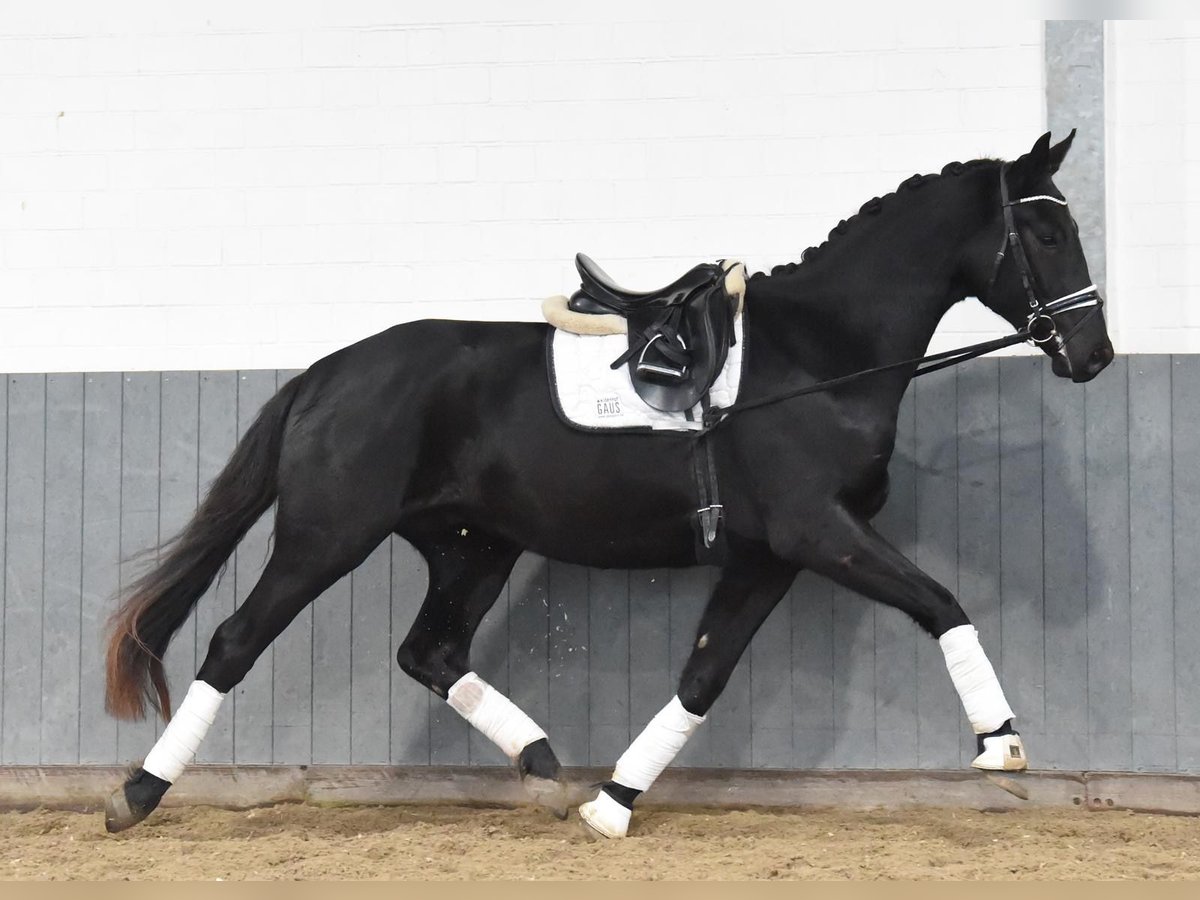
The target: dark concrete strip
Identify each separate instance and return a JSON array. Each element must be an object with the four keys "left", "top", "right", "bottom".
[{"left": 3, "top": 766, "right": 1198, "bottom": 816}]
